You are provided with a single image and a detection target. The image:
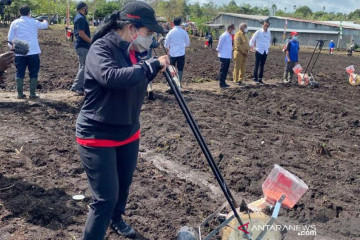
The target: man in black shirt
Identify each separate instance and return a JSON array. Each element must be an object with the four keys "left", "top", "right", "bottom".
[{"left": 70, "top": 2, "right": 91, "bottom": 95}]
